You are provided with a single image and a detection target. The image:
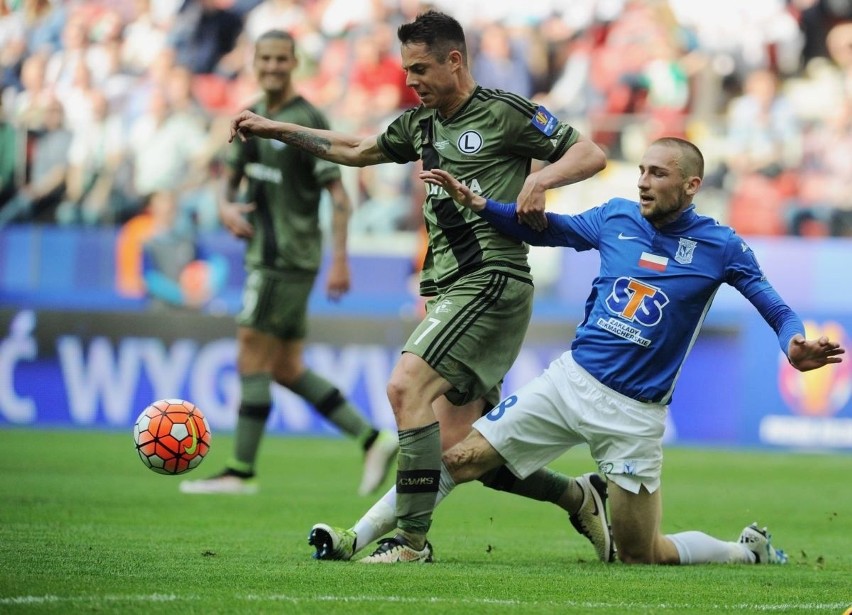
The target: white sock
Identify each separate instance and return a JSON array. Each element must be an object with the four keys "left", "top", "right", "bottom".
[
  {"left": 351, "top": 487, "right": 396, "bottom": 554},
  {"left": 438, "top": 461, "right": 457, "bottom": 499},
  {"left": 667, "top": 531, "right": 755, "bottom": 564},
  {"left": 351, "top": 463, "right": 458, "bottom": 554}
]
